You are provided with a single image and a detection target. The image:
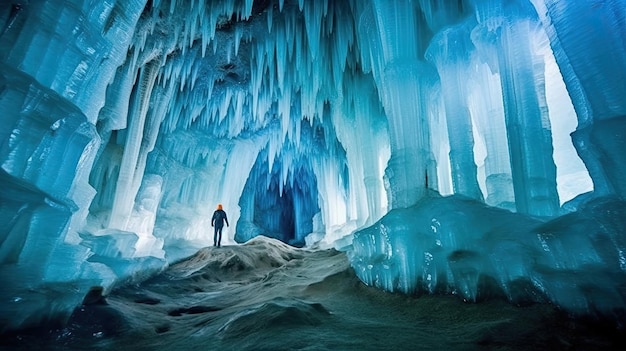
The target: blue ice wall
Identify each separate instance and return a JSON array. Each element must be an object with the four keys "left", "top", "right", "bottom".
[{"left": 0, "top": 0, "right": 624, "bottom": 331}]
